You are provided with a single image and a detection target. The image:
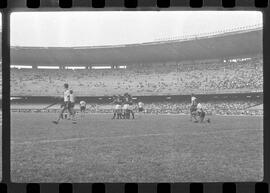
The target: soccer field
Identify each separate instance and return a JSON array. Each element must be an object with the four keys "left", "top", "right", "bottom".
[{"left": 11, "top": 112, "right": 263, "bottom": 182}]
